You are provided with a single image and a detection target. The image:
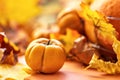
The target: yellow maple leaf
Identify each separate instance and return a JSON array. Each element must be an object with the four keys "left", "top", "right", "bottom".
[
  {"left": 79, "top": 3, "right": 116, "bottom": 40},
  {"left": 0, "top": 63, "right": 29, "bottom": 80},
  {"left": 0, "top": 0, "right": 40, "bottom": 25},
  {"left": 50, "top": 28, "right": 80, "bottom": 53}
]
